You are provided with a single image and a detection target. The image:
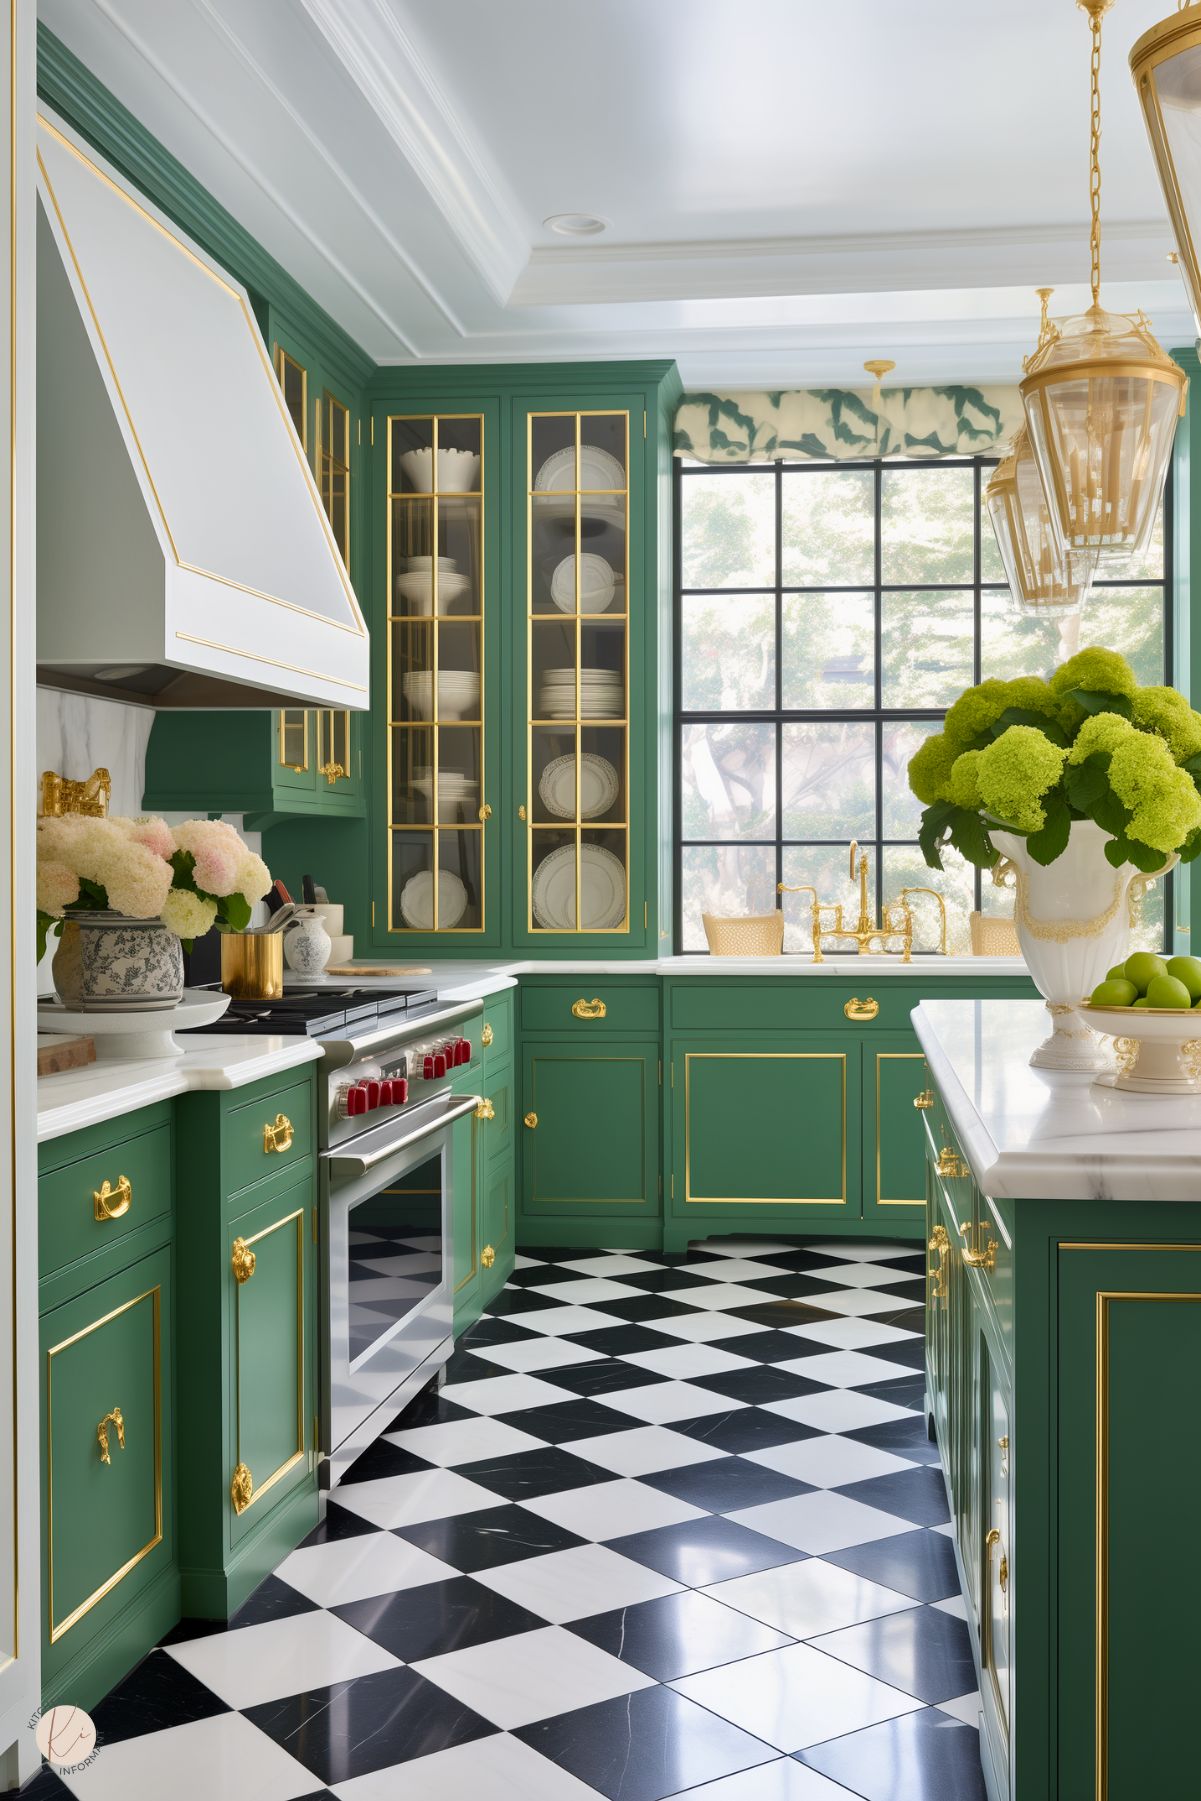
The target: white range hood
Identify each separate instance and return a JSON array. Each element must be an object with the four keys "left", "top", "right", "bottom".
[{"left": 34, "top": 109, "right": 370, "bottom": 709}]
